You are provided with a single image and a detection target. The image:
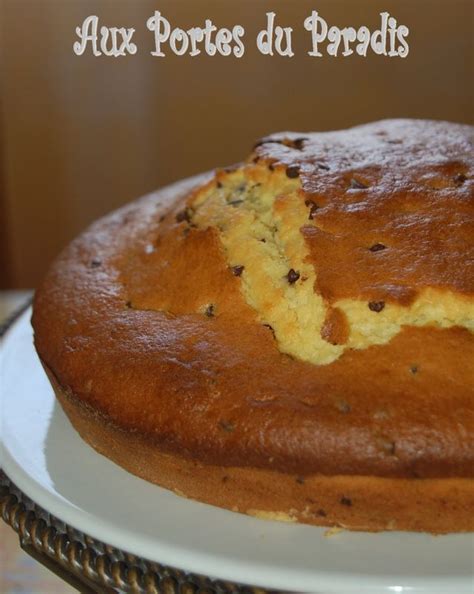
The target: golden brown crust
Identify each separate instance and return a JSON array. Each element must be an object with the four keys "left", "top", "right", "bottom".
[
  {"left": 256, "top": 119, "right": 474, "bottom": 304},
  {"left": 32, "top": 120, "right": 474, "bottom": 532},
  {"left": 49, "top": 366, "right": 474, "bottom": 534}
]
